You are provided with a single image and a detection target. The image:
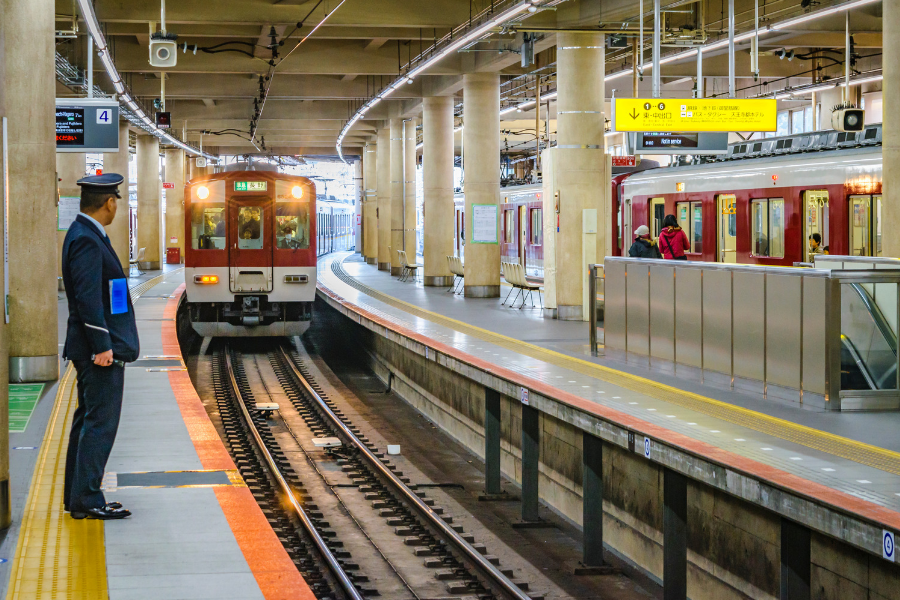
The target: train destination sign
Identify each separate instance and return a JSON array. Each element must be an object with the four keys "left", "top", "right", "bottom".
[
  {"left": 234, "top": 181, "right": 267, "bottom": 192},
  {"left": 613, "top": 98, "right": 776, "bottom": 132},
  {"left": 55, "top": 99, "right": 119, "bottom": 153}
]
